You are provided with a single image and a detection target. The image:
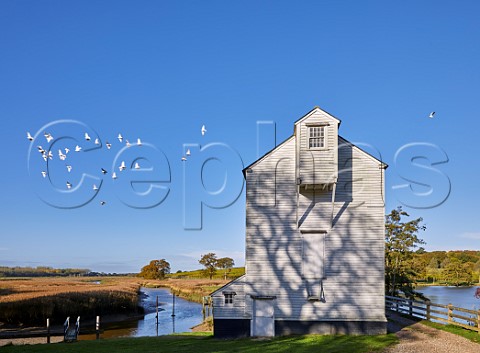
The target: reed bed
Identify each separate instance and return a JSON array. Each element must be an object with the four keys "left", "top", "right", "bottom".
[{"left": 0, "top": 277, "right": 143, "bottom": 325}]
